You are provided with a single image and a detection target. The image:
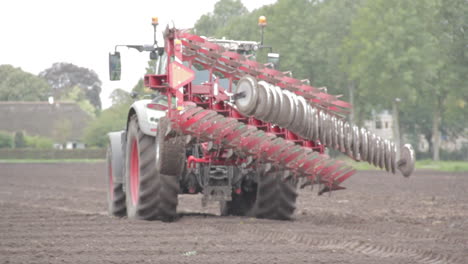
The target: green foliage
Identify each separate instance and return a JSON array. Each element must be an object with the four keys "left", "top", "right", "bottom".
[
  {"left": 83, "top": 103, "right": 129, "bottom": 147},
  {"left": 0, "top": 131, "right": 13, "bottom": 148},
  {"left": 194, "top": 0, "right": 248, "bottom": 36},
  {"left": 13, "top": 131, "right": 26, "bottom": 148},
  {"left": 342, "top": 0, "right": 467, "bottom": 159},
  {"left": 24, "top": 135, "right": 54, "bottom": 149},
  {"left": 39, "top": 62, "right": 102, "bottom": 110},
  {"left": 0, "top": 65, "right": 51, "bottom": 101},
  {"left": 110, "top": 88, "right": 133, "bottom": 106},
  {"left": 131, "top": 79, "right": 146, "bottom": 95},
  {"left": 0, "top": 130, "right": 53, "bottom": 149},
  {"left": 198, "top": 0, "right": 467, "bottom": 160},
  {"left": 61, "top": 86, "right": 96, "bottom": 118}
]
